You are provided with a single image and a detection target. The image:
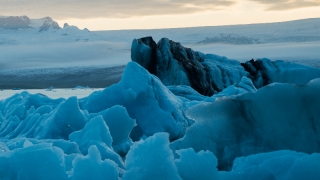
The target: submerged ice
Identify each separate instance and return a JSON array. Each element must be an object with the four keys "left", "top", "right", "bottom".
[{"left": 1, "top": 37, "right": 320, "bottom": 179}]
